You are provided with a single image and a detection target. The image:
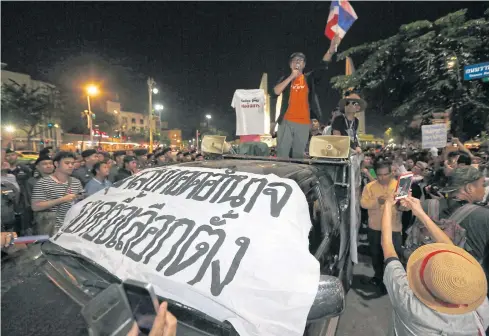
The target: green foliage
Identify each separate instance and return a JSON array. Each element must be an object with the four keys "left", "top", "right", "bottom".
[
  {"left": 331, "top": 9, "right": 489, "bottom": 140},
  {"left": 1, "top": 80, "right": 62, "bottom": 146}
]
